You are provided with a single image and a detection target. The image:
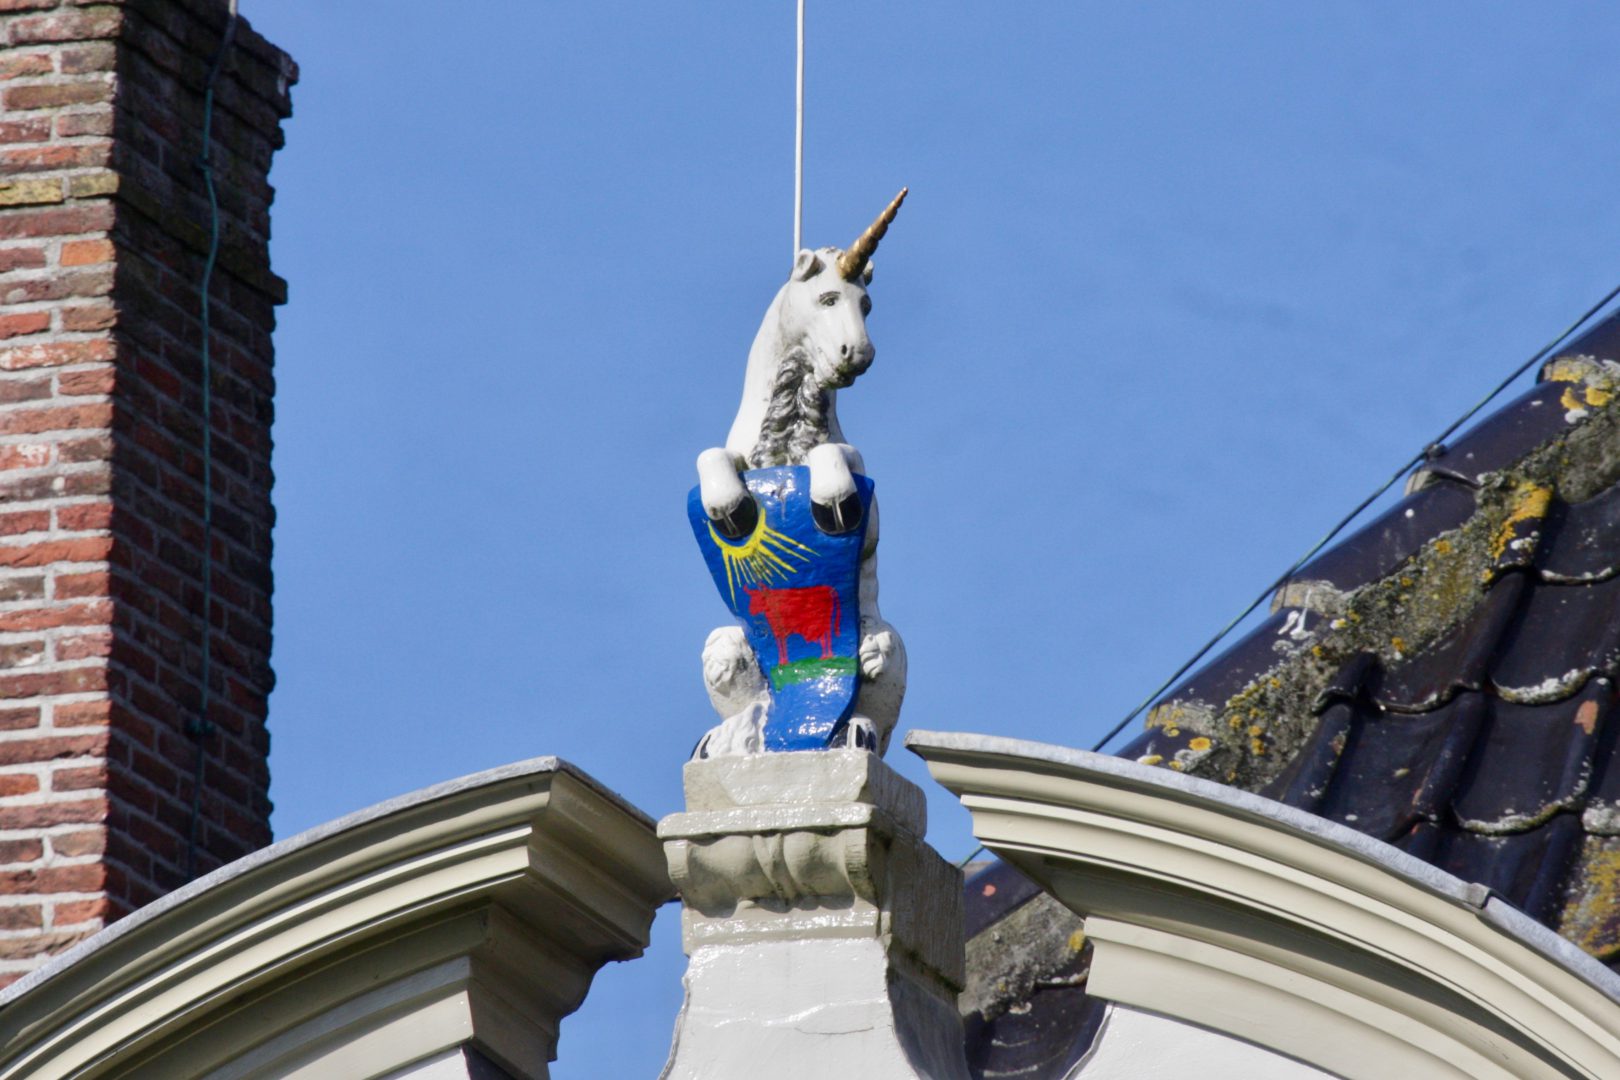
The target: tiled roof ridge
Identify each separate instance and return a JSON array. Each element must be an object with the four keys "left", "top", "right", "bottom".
[{"left": 1139, "top": 352, "right": 1620, "bottom": 792}]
